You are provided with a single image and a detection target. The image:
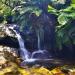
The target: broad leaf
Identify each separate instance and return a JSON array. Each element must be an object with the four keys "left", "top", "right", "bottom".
[{"left": 58, "top": 13, "right": 69, "bottom": 25}]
